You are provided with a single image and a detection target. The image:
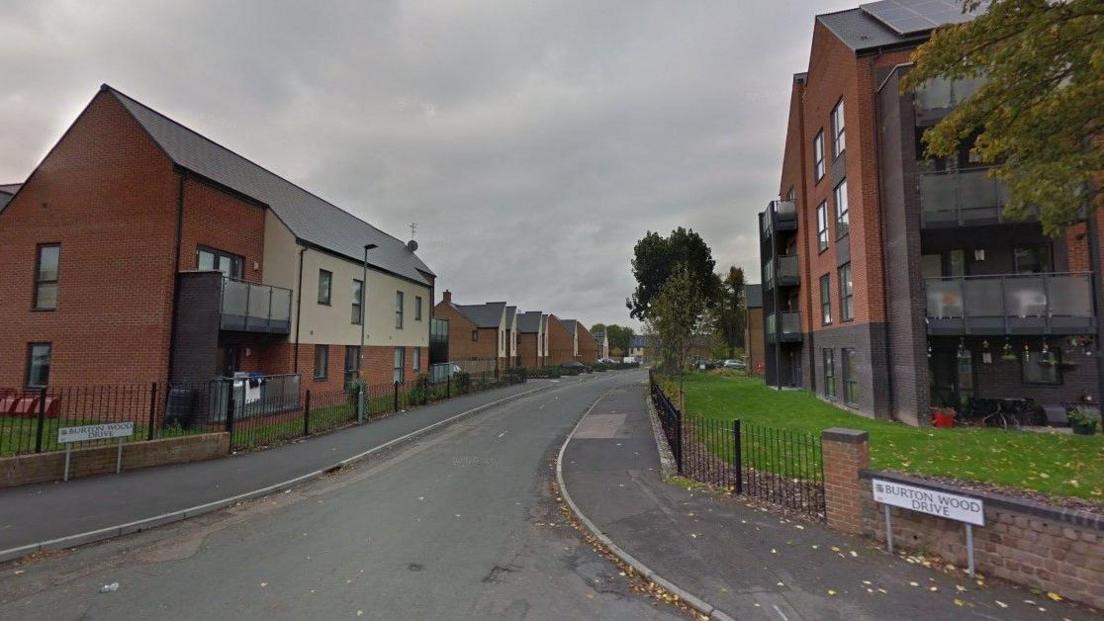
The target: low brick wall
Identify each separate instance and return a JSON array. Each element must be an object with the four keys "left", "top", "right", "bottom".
[
  {"left": 858, "top": 470, "right": 1104, "bottom": 610},
  {"left": 0, "top": 433, "right": 230, "bottom": 488}
]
